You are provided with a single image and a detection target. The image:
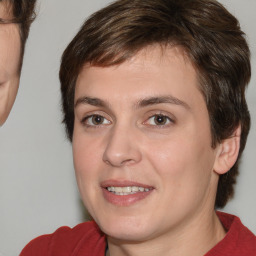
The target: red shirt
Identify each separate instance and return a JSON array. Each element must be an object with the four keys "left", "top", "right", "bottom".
[
  {"left": 20, "top": 212, "right": 256, "bottom": 256},
  {"left": 206, "top": 212, "right": 256, "bottom": 255}
]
